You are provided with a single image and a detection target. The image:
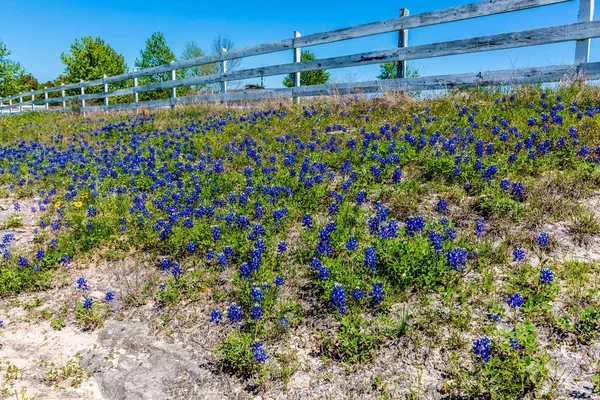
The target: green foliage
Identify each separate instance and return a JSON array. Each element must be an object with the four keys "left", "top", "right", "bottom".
[
  {"left": 575, "top": 306, "right": 600, "bottom": 344},
  {"left": 0, "top": 40, "right": 27, "bottom": 98},
  {"left": 74, "top": 300, "right": 108, "bottom": 330},
  {"left": 51, "top": 317, "right": 66, "bottom": 331},
  {"left": 377, "top": 62, "right": 419, "bottom": 80},
  {"left": 282, "top": 50, "right": 330, "bottom": 87},
  {"left": 216, "top": 331, "right": 265, "bottom": 377},
  {"left": 135, "top": 32, "right": 181, "bottom": 101},
  {"left": 180, "top": 40, "right": 216, "bottom": 93},
  {"left": 461, "top": 321, "right": 550, "bottom": 399},
  {"left": 60, "top": 36, "right": 128, "bottom": 95}
]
